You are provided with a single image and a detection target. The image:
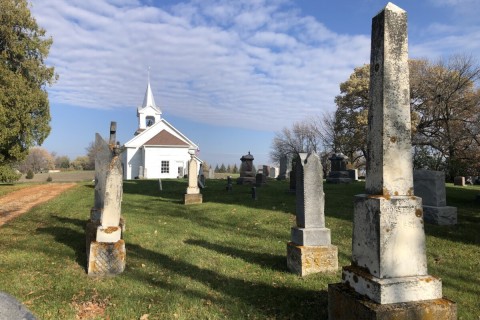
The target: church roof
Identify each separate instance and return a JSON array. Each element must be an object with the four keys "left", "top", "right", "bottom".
[
  {"left": 143, "top": 130, "right": 189, "bottom": 146},
  {"left": 139, "top": 80, "right": 161, "bottom": 113}
]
